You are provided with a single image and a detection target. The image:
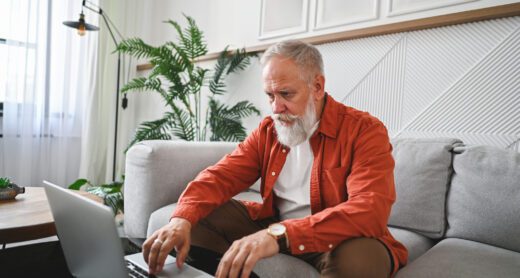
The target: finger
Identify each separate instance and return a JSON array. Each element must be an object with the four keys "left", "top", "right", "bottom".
[
  {"left": 176, "top": 237, "right": 191, "bottom": 269},
  {"left": 155, "top": 239, "right": 175, "bottom": 273},
  {"left": 229, "top": 247, "right": 250, "bottom": 278},
  {"left": 142, "top": 235, "right": 157, "bottom": 264},
  {"left": 147, "top": 238, "right": 163, "bottom": 274},
  {"left": 240, "top": 251, "right": 259, "bottom": 278},
  {"left": 216, "top": 244, "right": 240, "bottom": 278}
]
